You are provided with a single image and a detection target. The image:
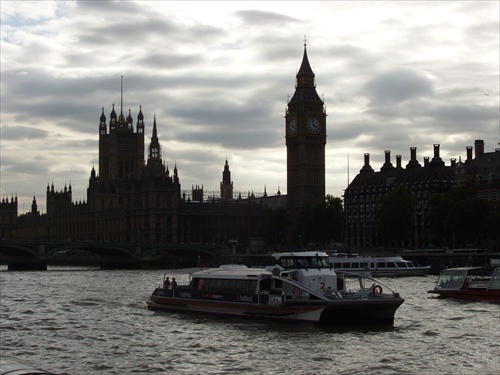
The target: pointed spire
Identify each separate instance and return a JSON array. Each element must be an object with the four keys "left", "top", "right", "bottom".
[
  {"left": 110, "top": 103, "right": 117, "bottom": 118},
  {"left": 297, "top": 37, "right": 315, "bottom": 80},
  {"left": 100, "top": 107, "right": 106, "bottom": 122},
  {"left": 152, "top": 114, "right": 158, "bottom": 140},
  {"left": 138, "top": 105, "right": 144, "bottom": 120},
  {"left": 127, "top": 109, "right": 133, "bottom": 125},
  {"left": 288, "top": 40, "right": 322, "bottom": 105}
]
